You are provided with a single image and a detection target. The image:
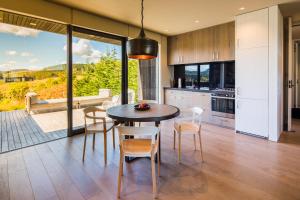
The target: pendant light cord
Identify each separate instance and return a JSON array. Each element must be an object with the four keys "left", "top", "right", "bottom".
[{"left": 141, "top": 0, "right": 144, "bottom": 30}]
